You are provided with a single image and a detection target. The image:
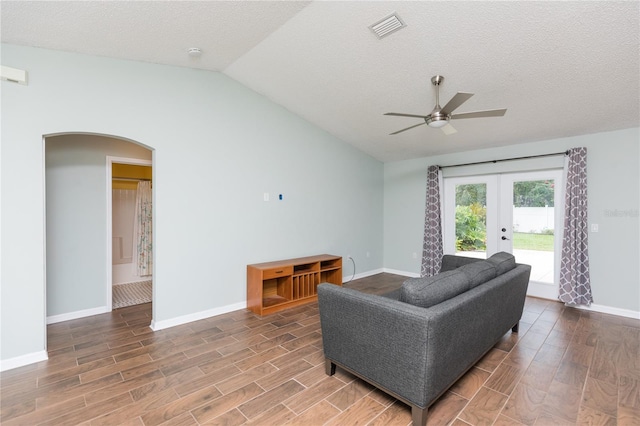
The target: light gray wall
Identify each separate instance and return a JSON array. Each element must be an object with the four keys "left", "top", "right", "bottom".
[
  {"left": 1, "top": 44, "right": 383, "bottom": 363},
  {"left": 384, "top": 128, "right": 640, "bottom": 313},
  {"left": 45, "top": 134, "right": 152, "bottom": 316}
]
